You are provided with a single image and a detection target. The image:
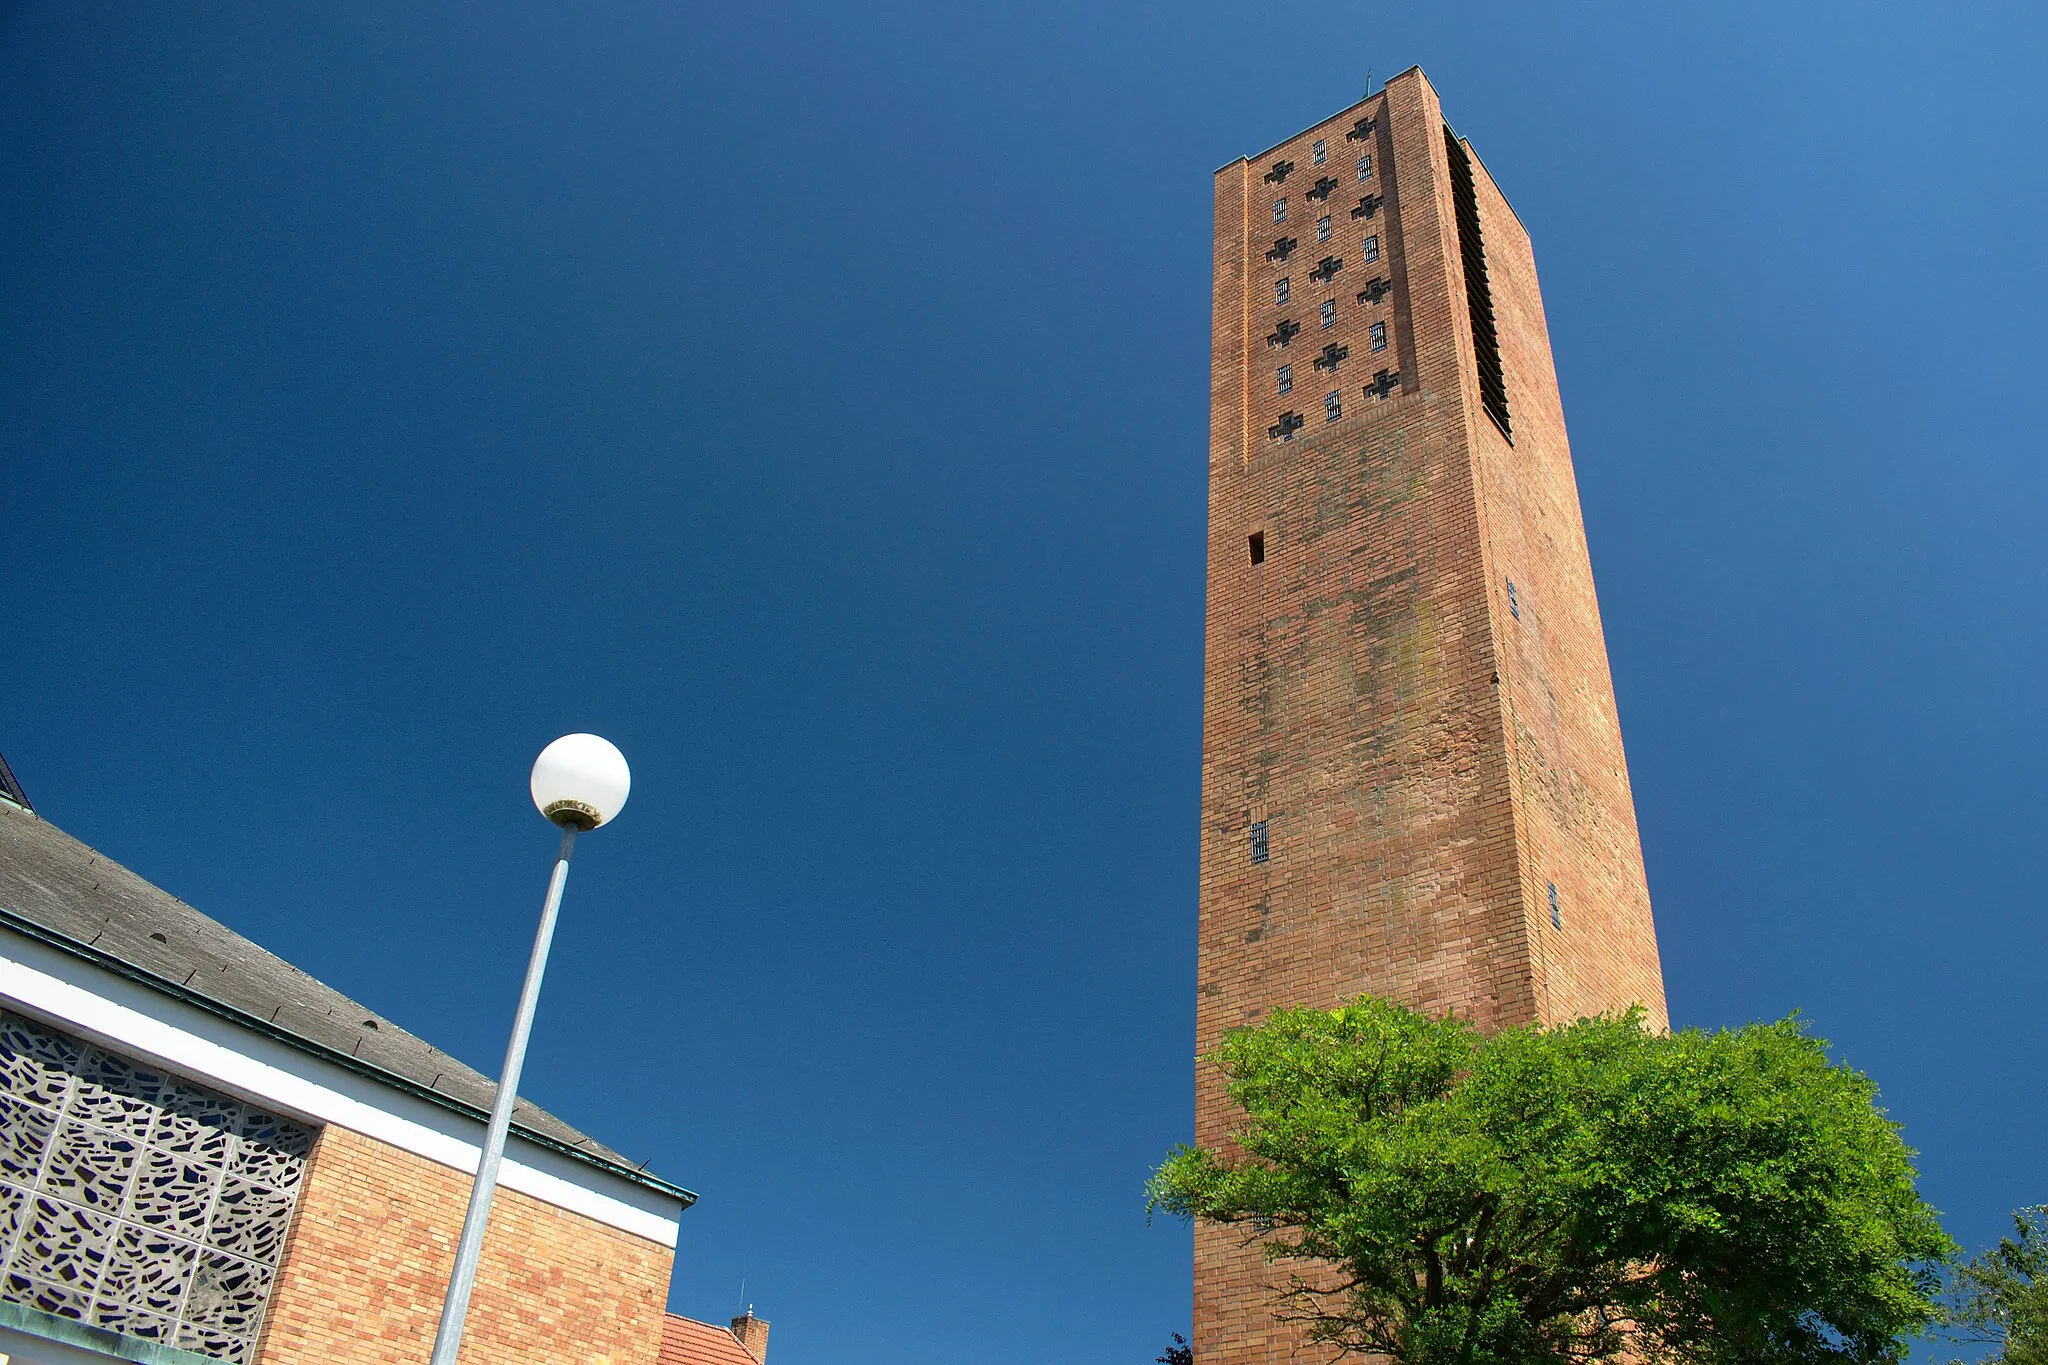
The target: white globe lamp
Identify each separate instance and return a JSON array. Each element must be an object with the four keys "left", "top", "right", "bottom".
[{"left": 529, "top": 733, "right": 631, "bottom": 830}]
